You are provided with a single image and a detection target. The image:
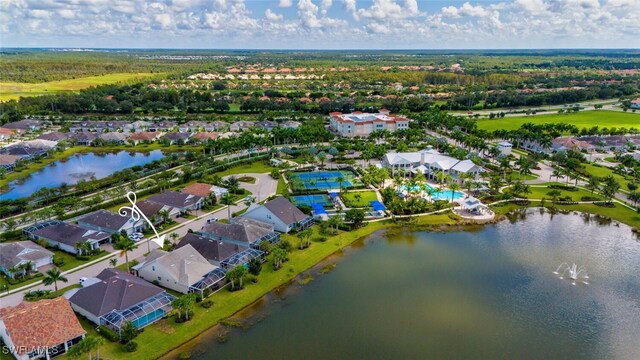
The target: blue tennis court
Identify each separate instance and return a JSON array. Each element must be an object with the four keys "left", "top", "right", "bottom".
[
  {"left": 291, "top": 194, "right": 333, "bottom": 207},
  {"left": 288, "top": 171, "right": 362, "bottom": 191}
]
